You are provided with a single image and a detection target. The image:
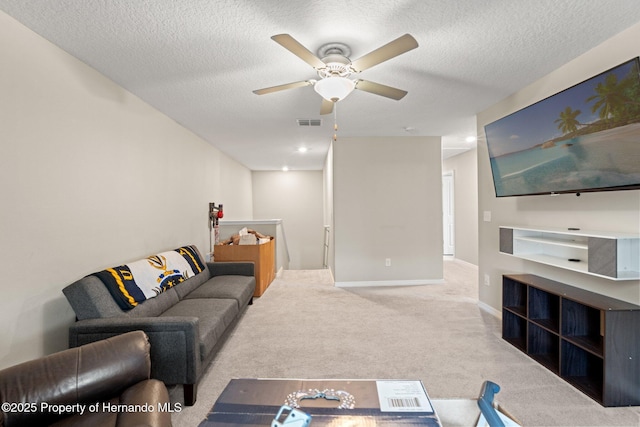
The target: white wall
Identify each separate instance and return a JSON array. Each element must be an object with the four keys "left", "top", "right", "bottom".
[
  {"left": 252, "top": 171, "right": 325, "bottom": 269},
  {"left": 323, "top": 143, "right": 335, "bottom": 273},
  {"left": 477, "top": 22, "right": 640, "bottom": 310},
  {"left": 0, "top": 11, "right": 253, "bottom": 368},
  {"left": 333, "top": 136, "right": 443, "bottom": 285},
  {"left": 443, "top": 148, "right": 479, "bottom": 265}
]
